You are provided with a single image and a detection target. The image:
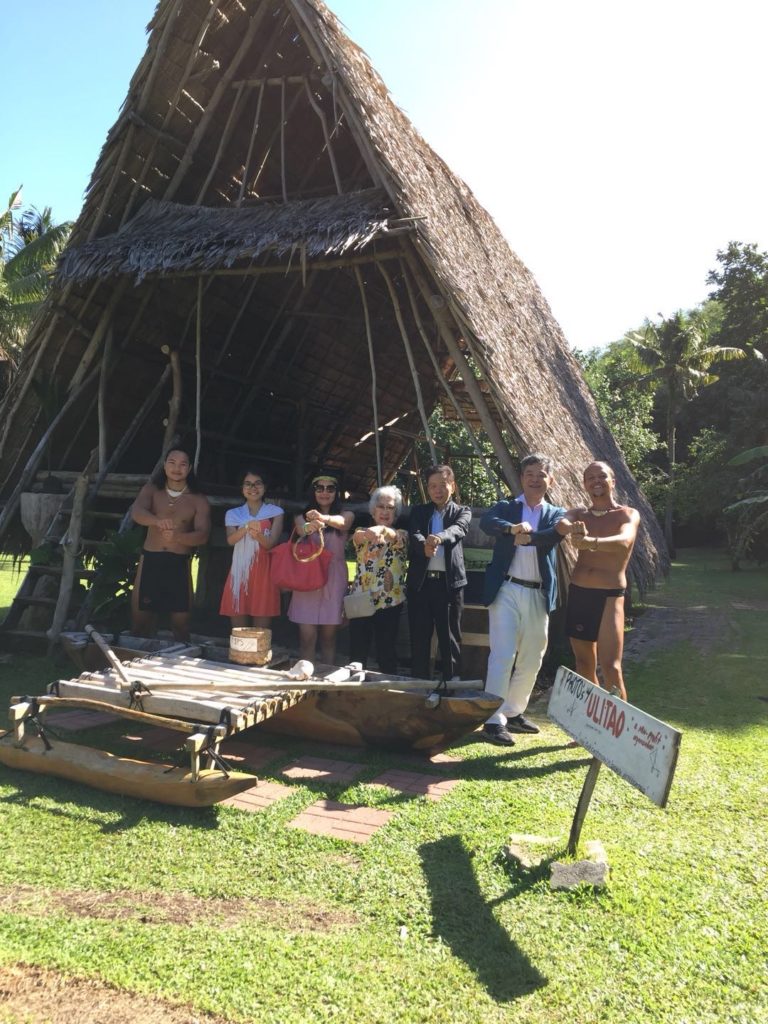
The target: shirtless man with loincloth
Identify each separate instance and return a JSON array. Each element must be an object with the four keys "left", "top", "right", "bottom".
[
  {"left": 130, "top": 448, "right": 211, "bottom": 640},
  {"left": 564, "top": 461, "right": 640, "bottom": 701}
]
